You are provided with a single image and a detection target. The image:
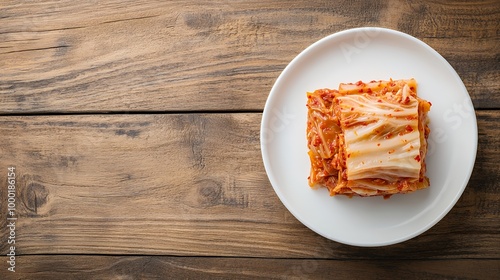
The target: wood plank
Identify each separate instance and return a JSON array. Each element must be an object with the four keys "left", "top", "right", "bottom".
[
  {"left": 0, "top": 111, "right": 498, "bottom": 258},
  {"left": 1, "top": 256, "right": 498, "bottom": 280},
  {"left": 1, "top": 0, "right": 498, "bottom": 113}
]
